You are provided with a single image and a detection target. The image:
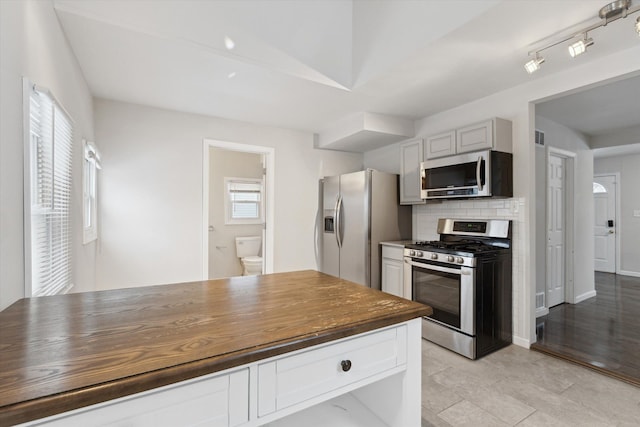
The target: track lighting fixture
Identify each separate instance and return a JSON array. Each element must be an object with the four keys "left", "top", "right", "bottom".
[
  {"left": 524, "top": 0, "right": 639, "bottom": 73},
  {"left": 524, "top": 53, "right": 545, "bottom": 74},
  {"left": 568, "top": 34, "right": 594, "bottom": 57}
]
